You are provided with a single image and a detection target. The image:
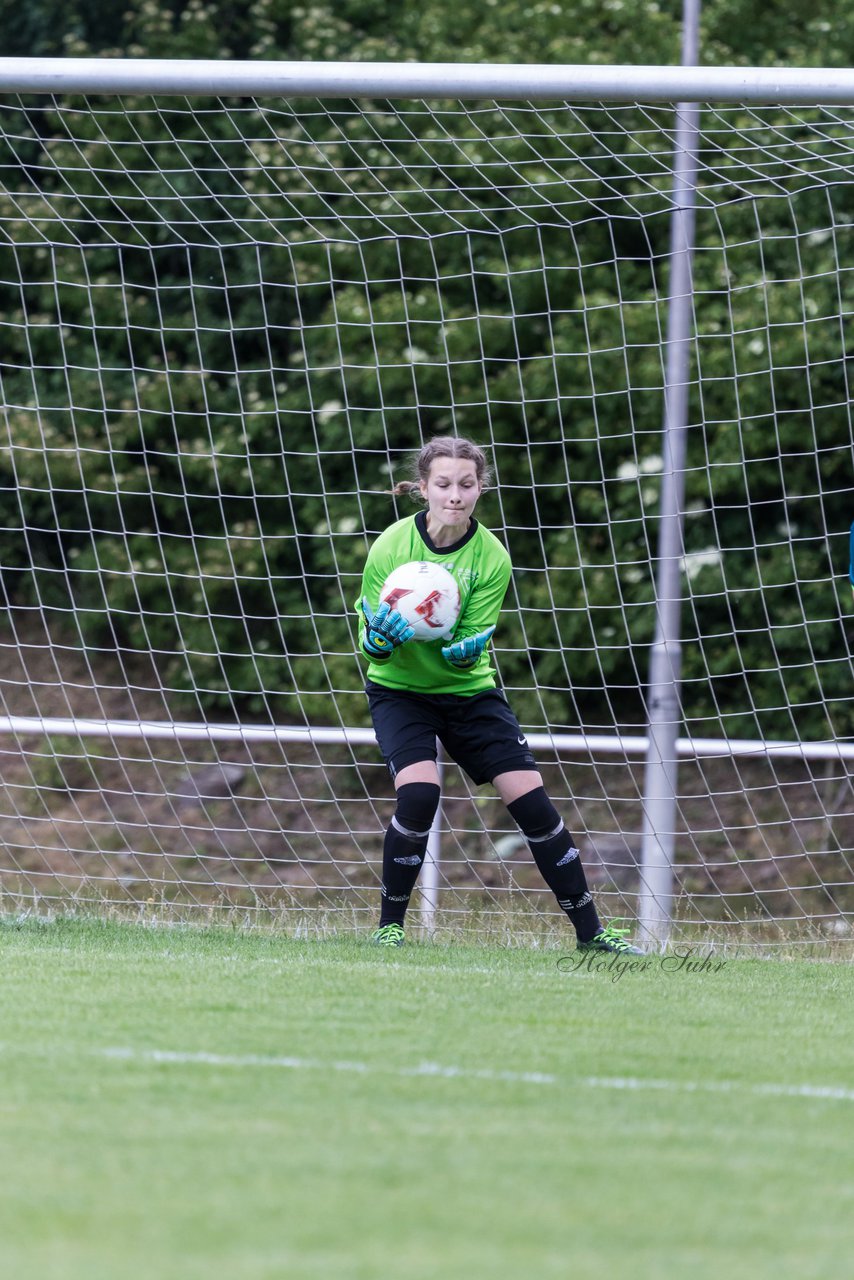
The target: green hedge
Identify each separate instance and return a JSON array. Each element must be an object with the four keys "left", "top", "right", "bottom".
[{"left": 0, "top": 0, "right": 851, "bottom": 738}]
